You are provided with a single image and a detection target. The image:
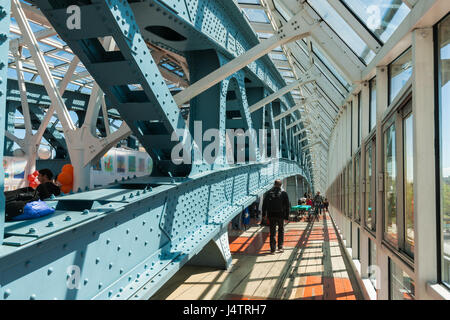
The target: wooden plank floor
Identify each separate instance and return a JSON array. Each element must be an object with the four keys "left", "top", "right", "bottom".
[{"left": 151, "top": 211, "right": 364, "bottom": 300}]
